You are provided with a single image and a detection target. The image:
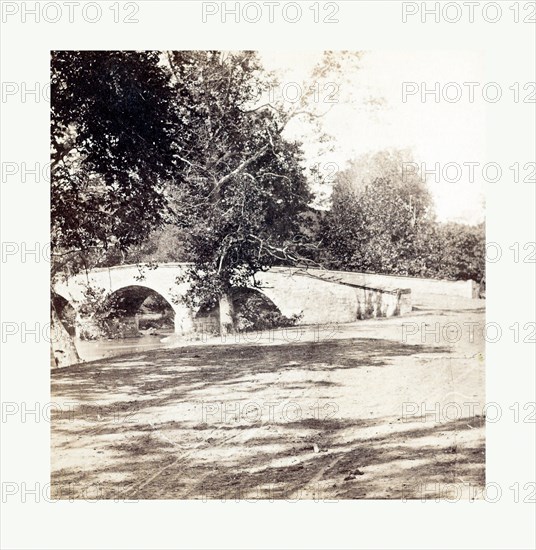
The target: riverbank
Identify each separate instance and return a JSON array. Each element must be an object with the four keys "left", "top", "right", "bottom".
[{"left": 51, "top": 294, "right": 485, "bottom": 500}]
